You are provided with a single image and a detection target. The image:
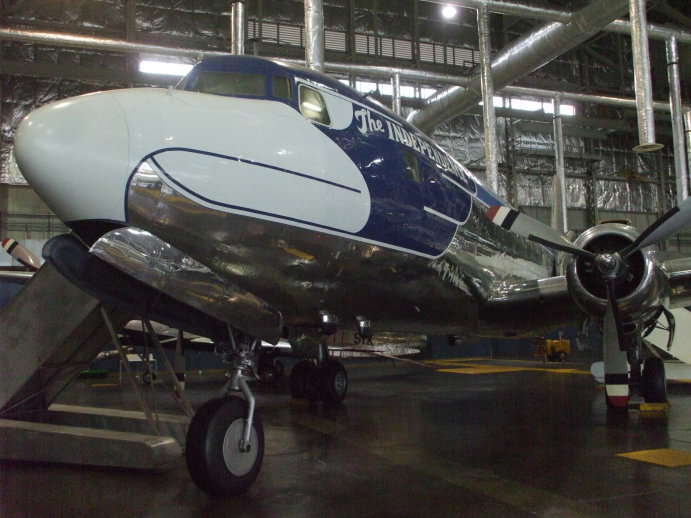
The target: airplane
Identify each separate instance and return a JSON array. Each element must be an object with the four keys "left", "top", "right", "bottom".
[{"left": 8, "top": 54, "right": 691, "bottom": 496}]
